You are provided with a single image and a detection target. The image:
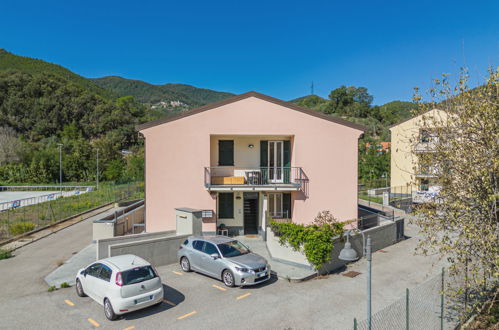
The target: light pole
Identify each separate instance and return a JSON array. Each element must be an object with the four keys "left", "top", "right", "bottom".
[
  {"left": 57, "top": 143, "right": 63, "bottom": 190},
  {"left": 96, "top": 148, "right": 99, "bottom": 190},
  {"left": 339, "top": 231, "right": 373, "bottom": 330}
]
